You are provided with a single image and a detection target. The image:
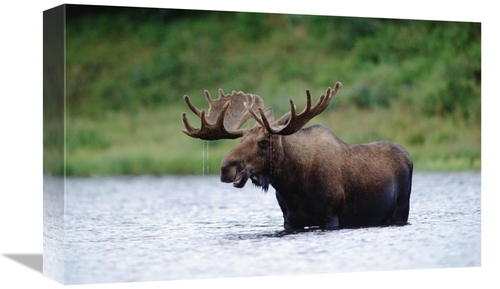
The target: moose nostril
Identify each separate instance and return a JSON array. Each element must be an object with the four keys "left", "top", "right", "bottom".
[{"left": 220, "top": 164, "right": 234, "bottom": 183}]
